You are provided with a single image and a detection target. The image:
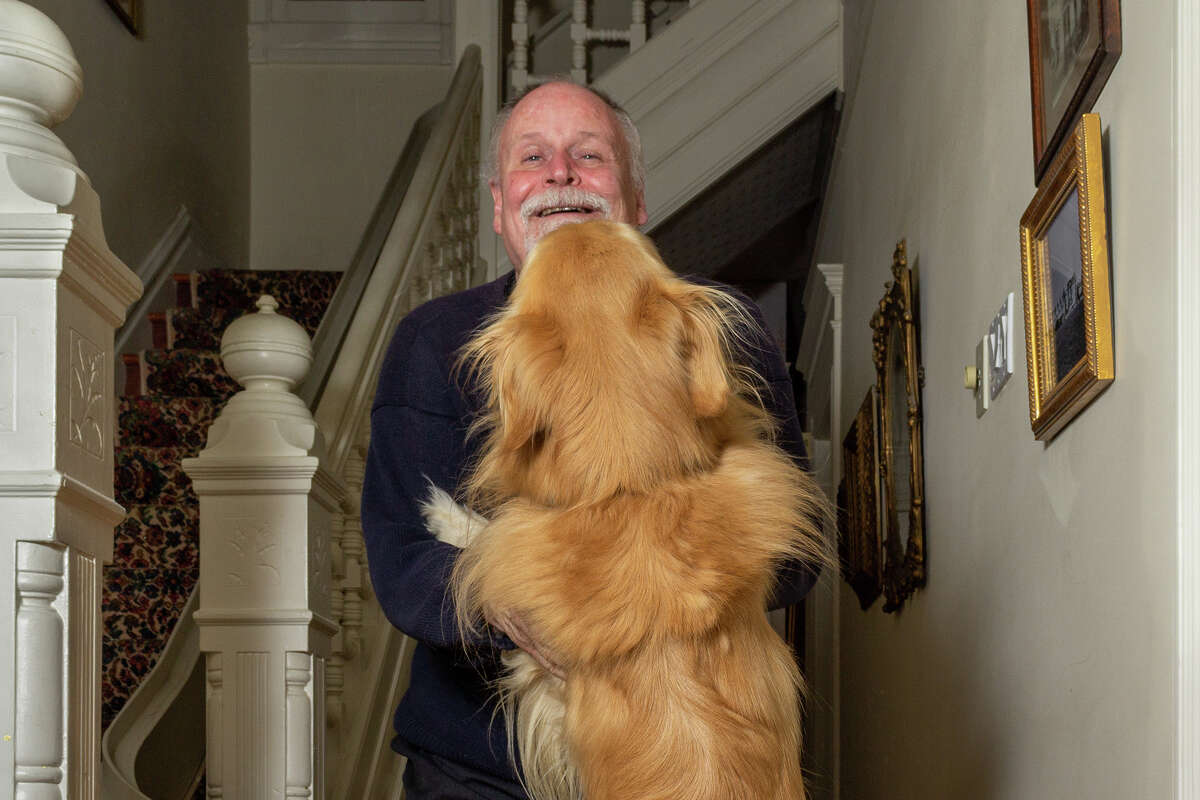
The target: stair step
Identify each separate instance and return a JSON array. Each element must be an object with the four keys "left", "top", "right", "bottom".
[
  {"left": 142, "top": 348, "right": 239, "bottom": 400},
  {"left": 118, "top": 397, "right": 216, "bottom": 449},
  {"left": 102, "top": 566, "right": 196, "bottom": 728},
  {"left": 193, "top": 269, "right": 340, "bottom": 337},
  {"left": 166, "top": 306, "right": 247, "bottom": 351},
  {"left": 149, "top": 312, "right": 168, "bottom": 349},
  {"left": 114, "top": 504, "right": 198, "bottom": 570},
  {"left": 115, "top": 445, "right": 197, "bottom": 508}
]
